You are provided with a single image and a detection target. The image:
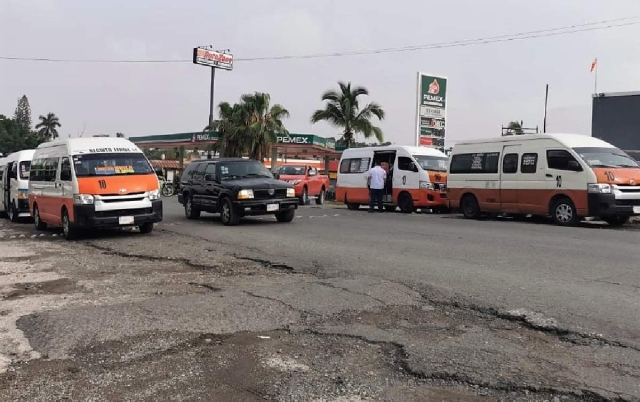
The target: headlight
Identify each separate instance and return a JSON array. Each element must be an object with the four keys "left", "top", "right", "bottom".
[
  {"left": 73, "top": 194, "right": 95, "bottom": 205},
  {"left": 18, "top": 190, "right": 28, "bottom": 199},
  {"left": 237, "top": 189, "right": 254, "bottom": 200},
  {"left": 148, "top": 189, "right": 161, "bottom": 201},
  {"left": 287, "top": 188, "right": 296, "bottom": 198},
  {"left": 419, "top": 181, "right": 434, "bottom": 190},
  {"left": 588, "top": 183, "right": 612, "bottom": 194},
  {"left": 289, "top": 180, "right": 302, "bottom": 185}
]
